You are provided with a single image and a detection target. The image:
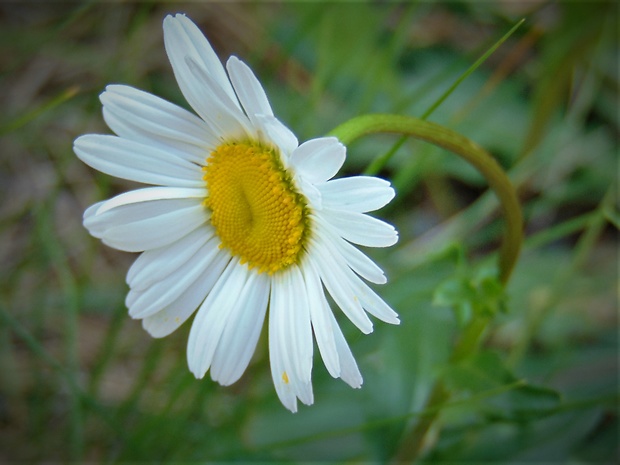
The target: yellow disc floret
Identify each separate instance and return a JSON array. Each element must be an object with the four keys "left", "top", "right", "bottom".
[{"left": 203, "top": 141, "right": 309, "bottom": 274}]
